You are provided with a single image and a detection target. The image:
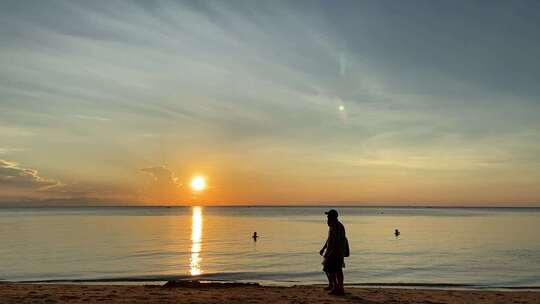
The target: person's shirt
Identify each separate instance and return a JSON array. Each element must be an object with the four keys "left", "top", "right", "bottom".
[{"left": 324, "top": 220, "right": 346, "bottom": 259}]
